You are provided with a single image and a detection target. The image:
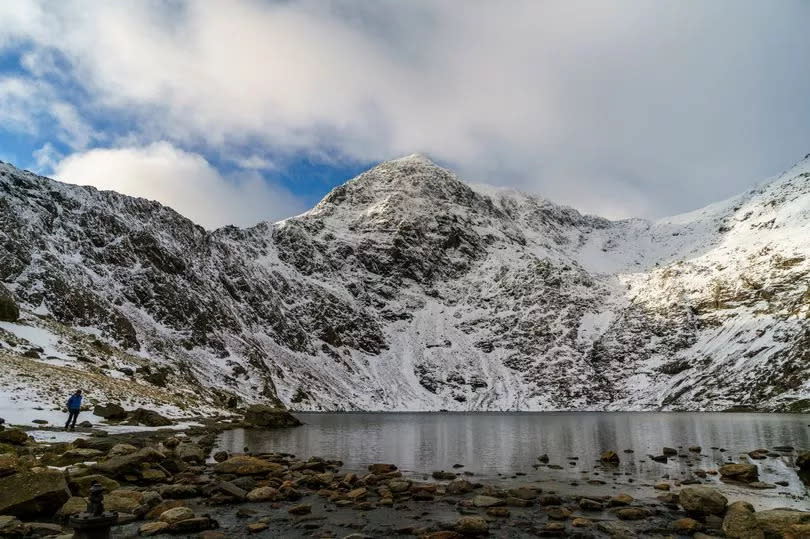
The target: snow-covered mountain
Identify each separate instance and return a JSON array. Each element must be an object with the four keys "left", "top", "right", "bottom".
[{"left": 0, "top": 154, "right": 808, "bottom": 414}]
